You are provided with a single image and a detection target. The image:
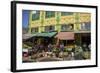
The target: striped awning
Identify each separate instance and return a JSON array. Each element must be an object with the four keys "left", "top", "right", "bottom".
[
  {"left": 23, "top": 32, "right": 57, "bottom": 40},
  {"left": 22, "top": 33, "right": 34, "bottom": 40},
  {"left": 34, "top": 32, "right": 57, "bottom": 38}
]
